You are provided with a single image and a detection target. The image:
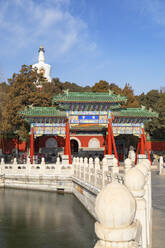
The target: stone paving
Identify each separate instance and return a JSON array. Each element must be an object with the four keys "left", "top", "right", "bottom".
[{"left": 152, "top": 170, "right": 165, "bottom": 248}]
